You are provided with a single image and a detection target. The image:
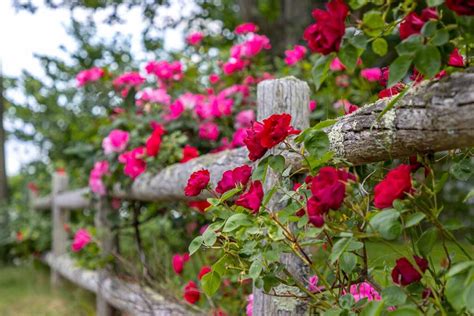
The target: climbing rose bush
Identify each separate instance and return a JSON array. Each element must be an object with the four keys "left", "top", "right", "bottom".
[{"left": 72, "top": 0, "right": 474, "bottom": 314}]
